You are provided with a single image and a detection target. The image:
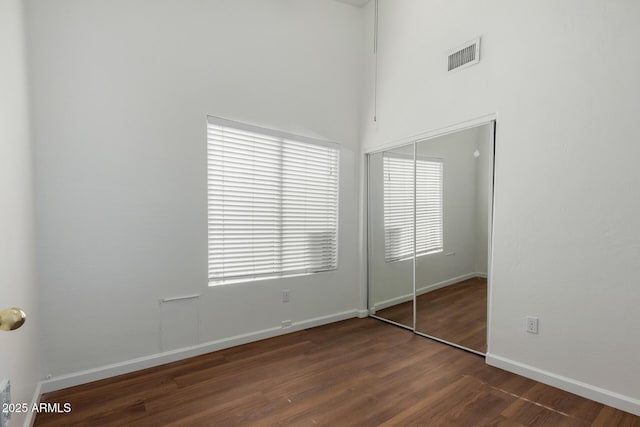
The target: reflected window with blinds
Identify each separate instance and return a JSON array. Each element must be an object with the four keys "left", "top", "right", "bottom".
[
  {"left": 207, "top": 116, "right": 339, "bottom": 285},
  {"left": 383, "top": 153, "right": 443, "bottom": 262}
]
